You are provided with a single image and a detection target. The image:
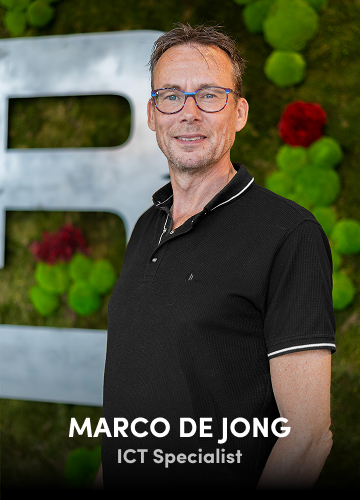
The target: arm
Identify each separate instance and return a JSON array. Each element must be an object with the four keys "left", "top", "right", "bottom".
[
  {"left": 257, "top": 349, "right": 333, "bottom": 489},
  {"left": 93, "top": 463, "right": 103, "bottom": 489}
]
